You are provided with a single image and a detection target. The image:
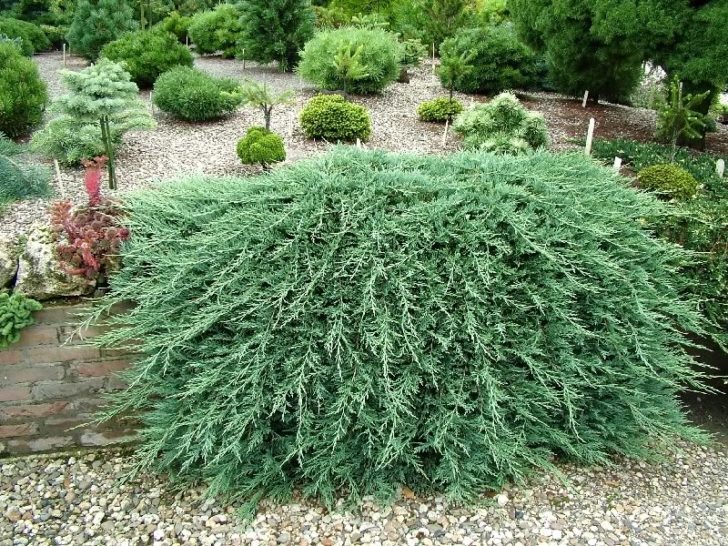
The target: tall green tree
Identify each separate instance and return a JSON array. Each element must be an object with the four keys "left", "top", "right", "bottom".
[
  {"left": 237, "top": 0, "right": 315, "bottom": 72},
  {"left": 66, "top": 0, "right": 137, "bottom": 59}
]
